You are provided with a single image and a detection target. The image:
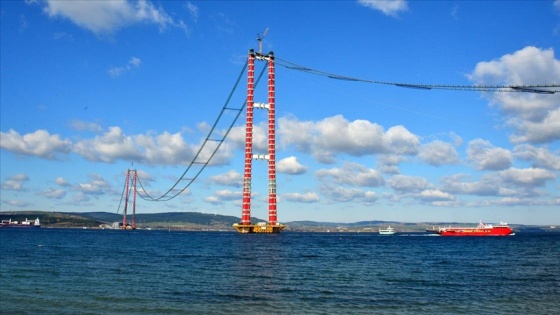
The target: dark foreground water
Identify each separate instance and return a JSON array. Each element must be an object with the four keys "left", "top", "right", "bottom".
[{"left": 1, "top": 229, "right": 559, "bottom": 314}]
